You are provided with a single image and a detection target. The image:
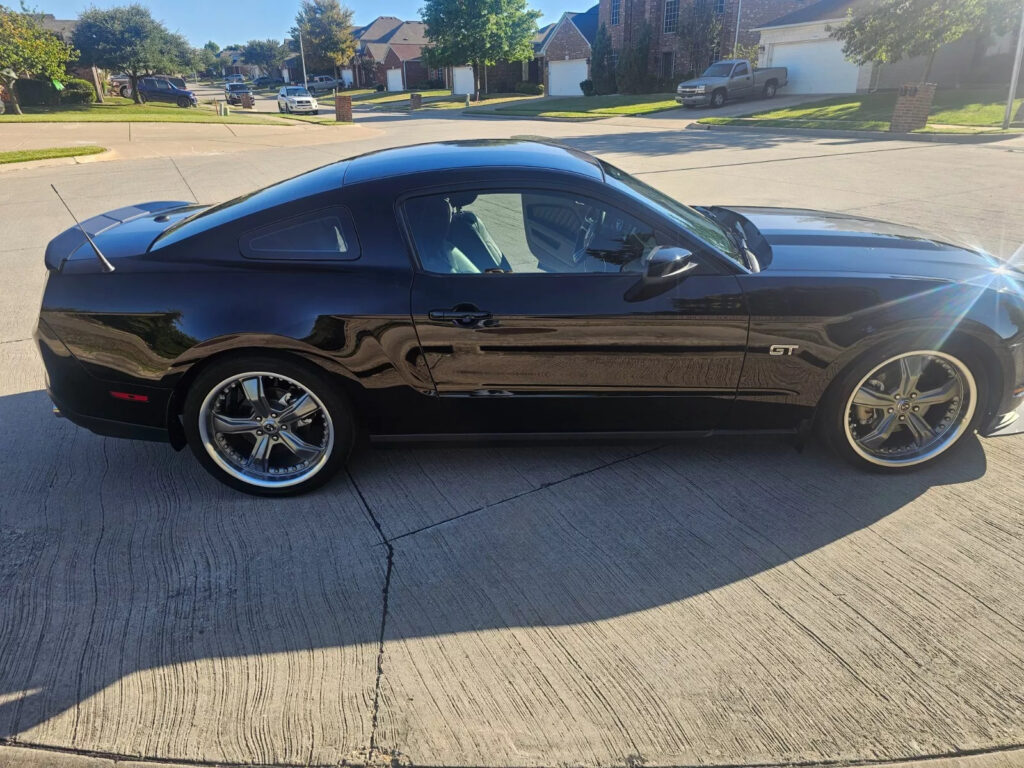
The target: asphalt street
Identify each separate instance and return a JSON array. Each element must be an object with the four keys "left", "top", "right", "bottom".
[{"left": 1, "top": 111, "right": 1023, "bottom": 768}]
